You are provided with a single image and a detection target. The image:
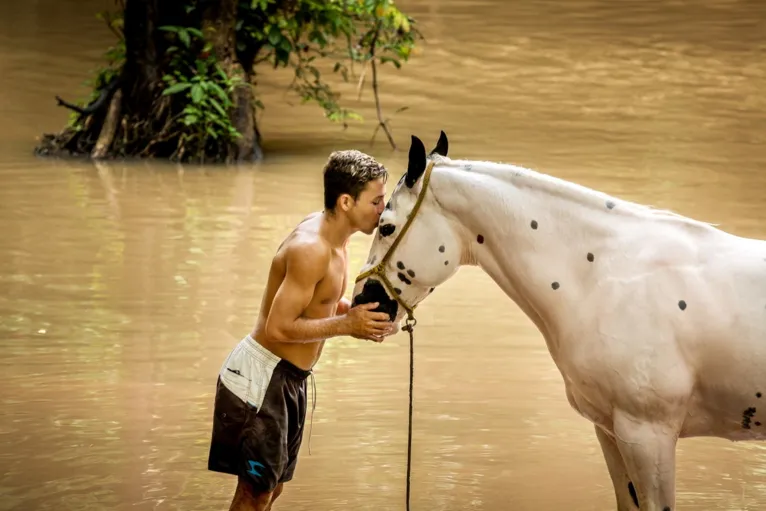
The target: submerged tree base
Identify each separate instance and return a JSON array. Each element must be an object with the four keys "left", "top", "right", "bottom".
[{"left": 35, "top": 82, "right": 262, "bottom": 164}]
